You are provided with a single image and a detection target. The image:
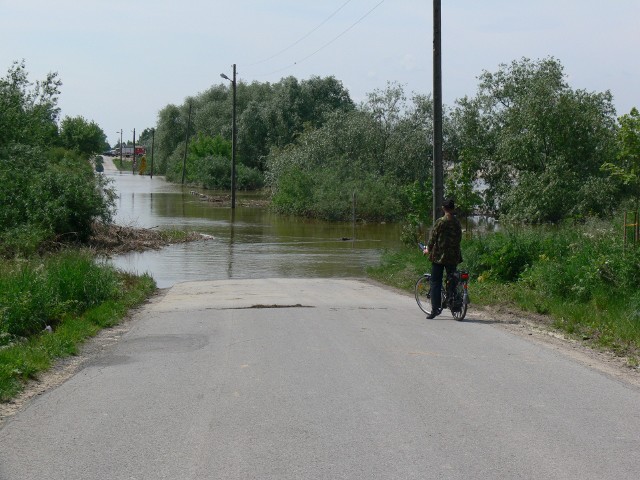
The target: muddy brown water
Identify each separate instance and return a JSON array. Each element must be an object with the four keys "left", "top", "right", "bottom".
[{"left": 105, "top": 169, "right": 402, "bottom": 287}]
